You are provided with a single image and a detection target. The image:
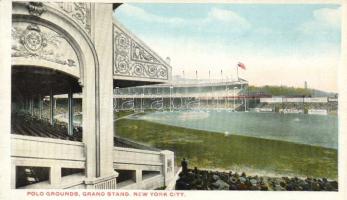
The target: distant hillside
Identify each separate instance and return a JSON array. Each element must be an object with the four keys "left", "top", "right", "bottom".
[{"left": 247, "top": 85, "right": 337, "bottom": 97}]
